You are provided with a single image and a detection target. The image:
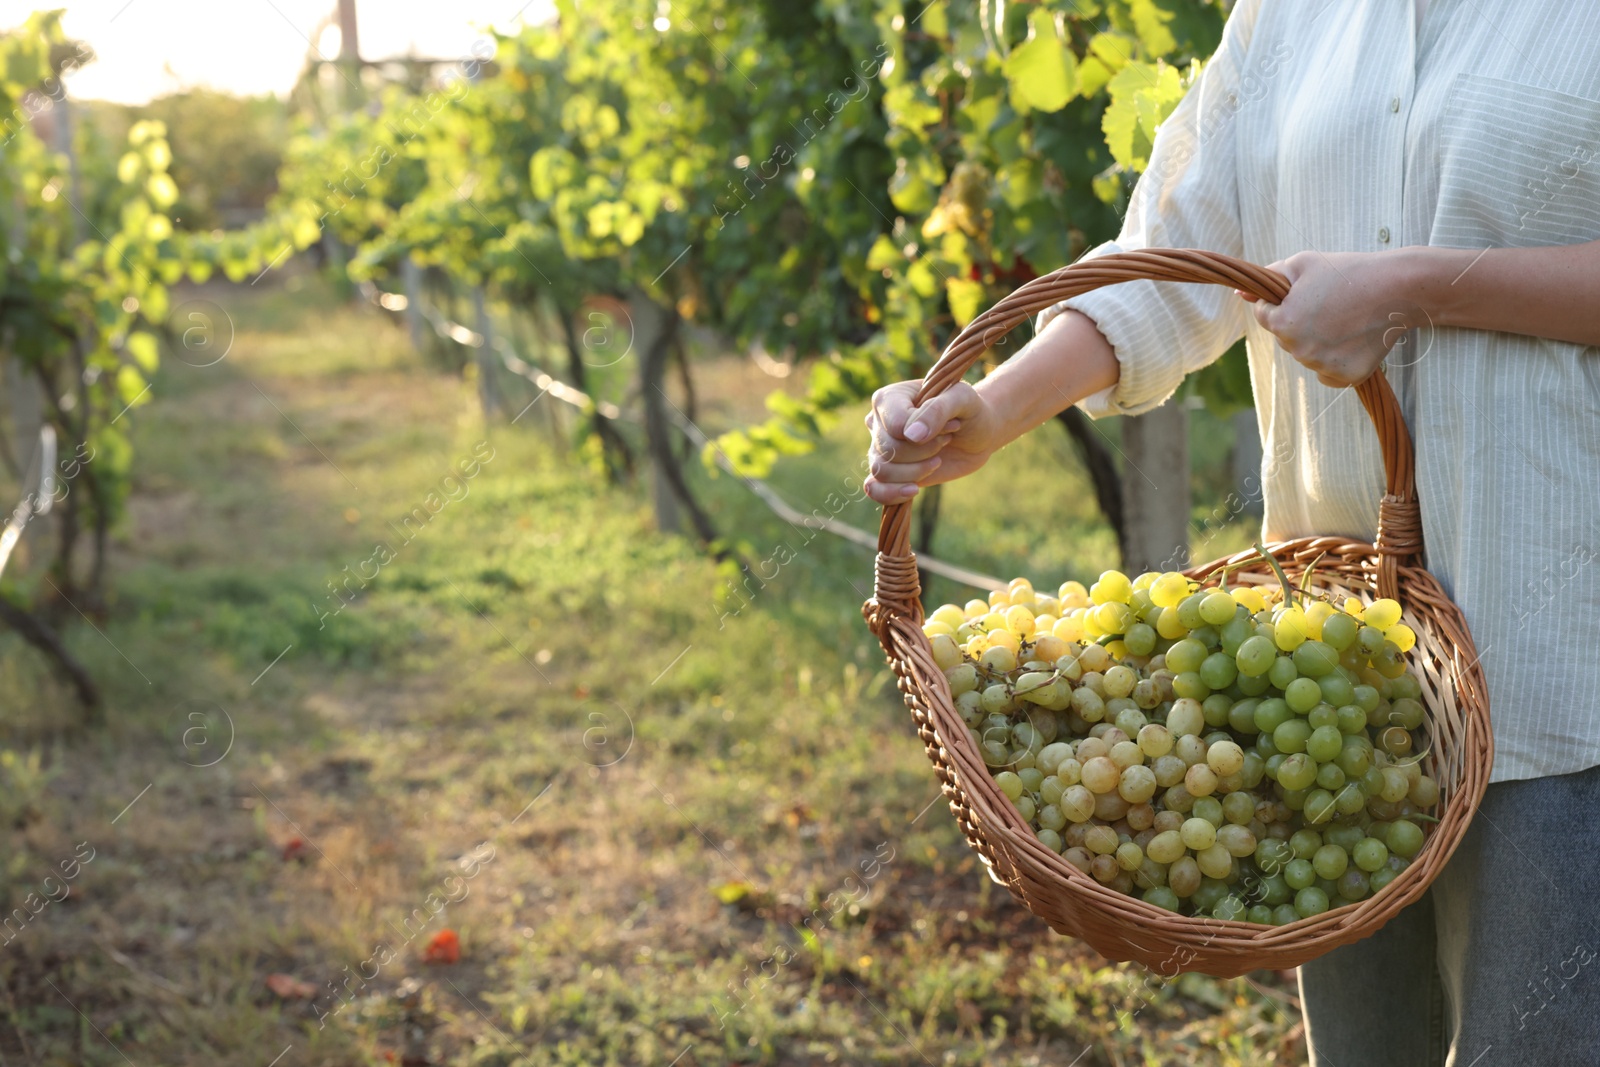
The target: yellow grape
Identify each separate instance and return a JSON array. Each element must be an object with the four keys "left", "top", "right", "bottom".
[
  {"left": 1274, "top": 607, "right": 1309, "bottom": 651},
  {"left": 1008, "top": 576, "right": 1034, "bottom": 598},
  {"left": 1304, "top": 600, "right": 1334, "bottom": 640},
  {"left": 1092, "top": 570, "right": 1133, "bottom": 605},
  {"left": 1104, "top": 640, "right": 1129, "bottom": 660},
  {"left": 1082, "top": 612, "right": 1107, "bottom": 639},
  {"left": 988, "top": 589, "right": 1011, "bottom": 610},
  {"left": 1095, "top": 602, "right": 1133, "bottom": 633},
  {"left": 922, "top": 621, "right": 956, "bottom": 639},
  {"left": 1053, "top": 615, "right": 1086, "bottom": 643},
  {"left": 1155, "top": 607, "right": 1188, "bottom": 640},
  {"left": 930, "top": 604, "right": 966, "bottom": 630},
  {"left": 964, "top": 598, "right": 989, "bottom": 620},
  {"left": 979, "top": 611, "right": 1007, "bottom": 633},
  {"left": 1005, "top": 605, "right": 1037, "bottom": 637},
  {"left": 988, "top": 628, "right": 1022, "bottom": 654},
  {"left": 1342, "top": 596, "right": 1366, "bottom": 619},
  {"left": 1033, "top": 613, "right": 1058, "bottom": 633},
  {"left": 963, "top": 634, "right": 990, "bottom": 657},
  {"left": 980, "top": 645, "right": 1017, "bottom": 673},
  {"left": 1365, "top": 598, "right": 1403, "bottom": 631},
  {"left": 929, "top": 633, "right": 962, "bottom": 670},
  {"left": 1386, "top": 622, "right": 1418, "bottom": 653},
  {"left": 1231, "top": 586, "right": 1266, "bottom": 613},
  {"left": 1033, "top": 634, "right": 1069, "bottom": 662},
  {"left": 1034, "top": 595, "right": 1061, "bottom": 617},
  {"left": 1132, "top": 571, "right": 1161, "bottom": 592},
  {"left": 1150, "top": 571, "right": 1190, "bottom": 608}
]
